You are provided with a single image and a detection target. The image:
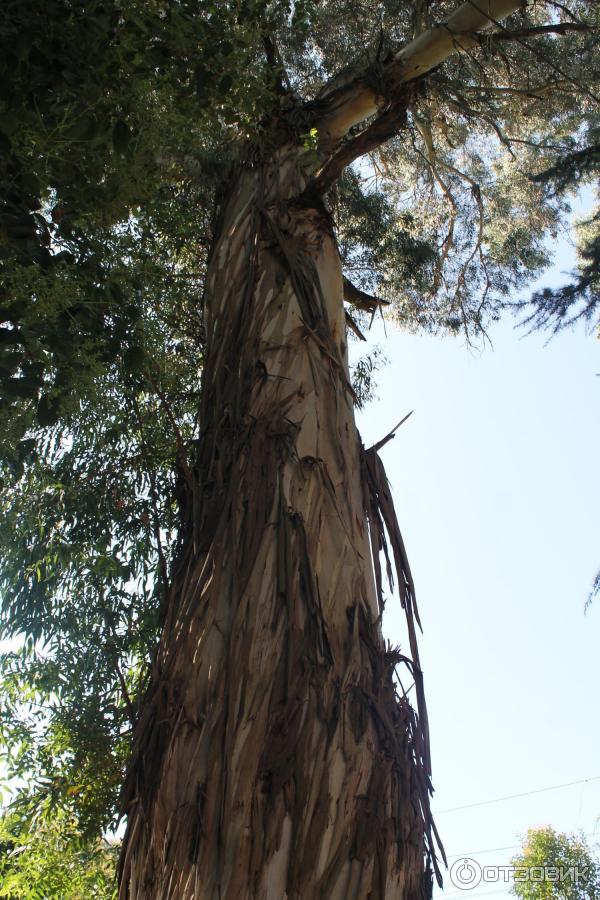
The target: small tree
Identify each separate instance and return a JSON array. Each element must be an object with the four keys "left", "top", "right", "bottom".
[
  {"left": 0, "top": 809, "right": 118, "bottom": 899},
  {"left": 511, "top": 827, "right": 600, "bottom": 900}
]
